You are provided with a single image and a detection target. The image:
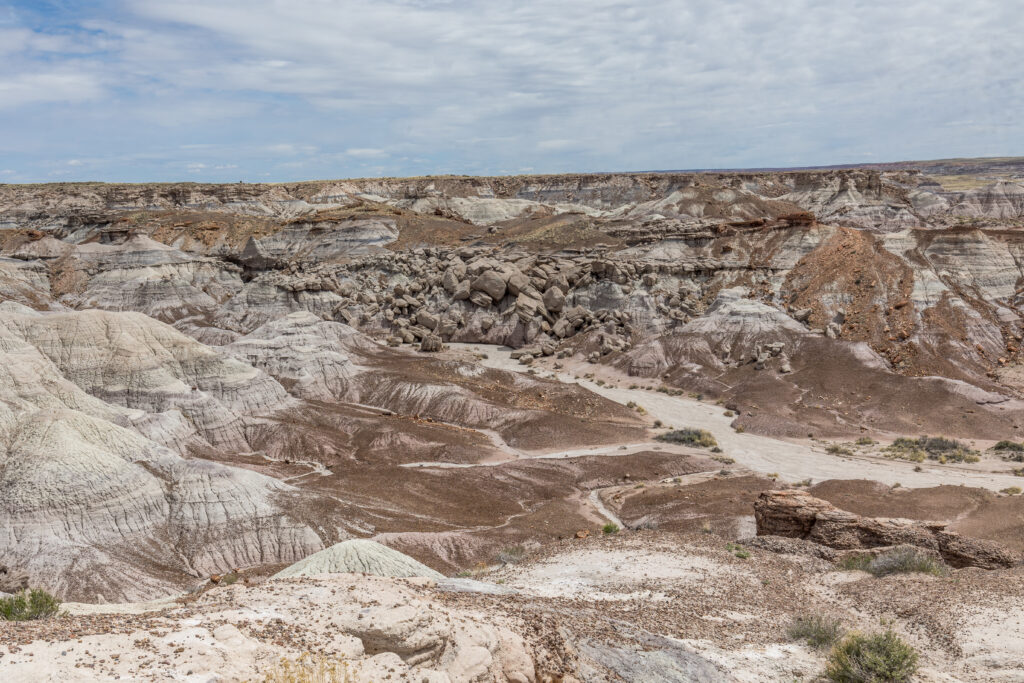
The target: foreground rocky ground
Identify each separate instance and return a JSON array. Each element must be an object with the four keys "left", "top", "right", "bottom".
[
  {"left": 2, "top": 159, "right": 1024, "bottom": 680},
  {"left": 2, "top": 525, "right": 1022, "bottom": 682}
]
